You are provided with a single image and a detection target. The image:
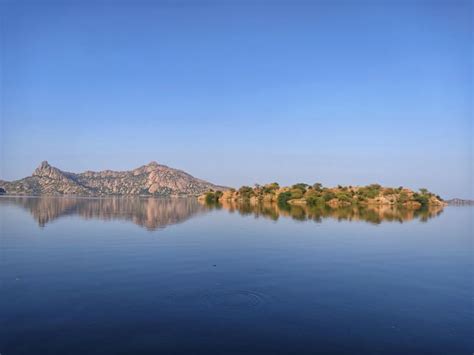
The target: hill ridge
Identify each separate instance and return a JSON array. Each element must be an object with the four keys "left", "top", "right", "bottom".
[{"left": 0, "top": 161, "right": 227, "bottom": 196}]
